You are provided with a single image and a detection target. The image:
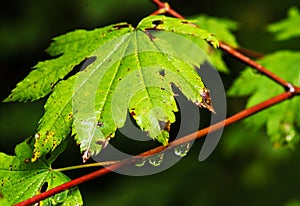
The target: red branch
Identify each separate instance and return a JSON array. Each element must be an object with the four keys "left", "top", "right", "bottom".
[
  {"left": 14, "top": 1, "right": 300, "bottom": 206},
  {"left": 150, "top": 0, "right": 185, "bottom": 19},
  {"left": 219, "top": 43, "right": 293, "bottom": 90}
]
